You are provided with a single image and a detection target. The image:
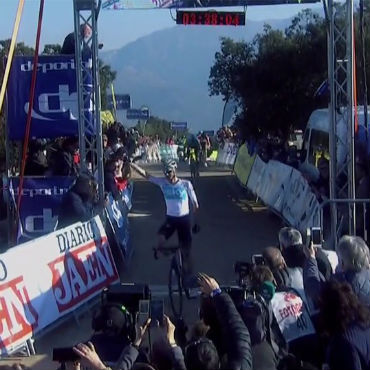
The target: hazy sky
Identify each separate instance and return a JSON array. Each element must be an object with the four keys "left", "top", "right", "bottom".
[{"left": 0, "top": 0, "right": 323, "bottom": 51}]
